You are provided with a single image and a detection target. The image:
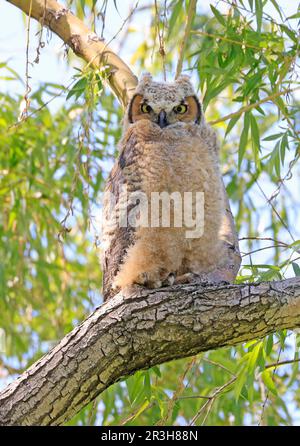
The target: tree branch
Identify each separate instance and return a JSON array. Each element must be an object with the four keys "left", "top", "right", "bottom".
[
  {"left": 7, "top": 0, "right": 138, "bottom": 107},
  {"left": 208, "top": 87, "right": 300, "bottom": 126},
  {"left": 0, "top": 278, "right": 300, "bottom": 426}
]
